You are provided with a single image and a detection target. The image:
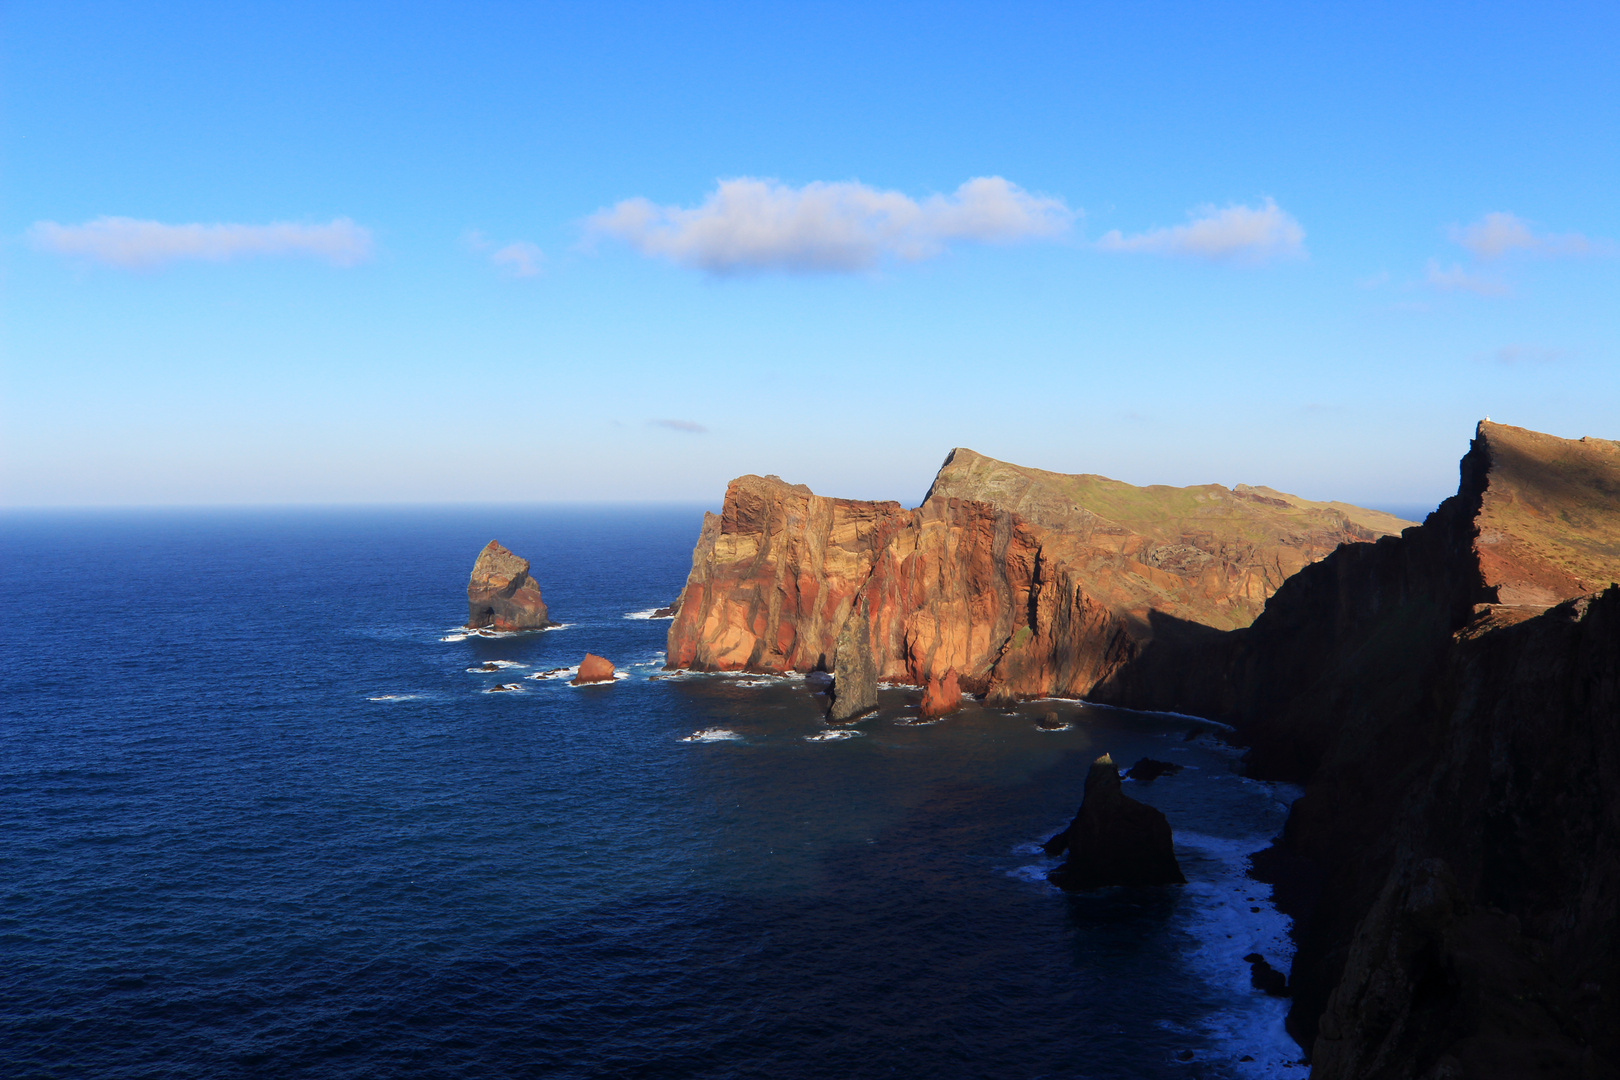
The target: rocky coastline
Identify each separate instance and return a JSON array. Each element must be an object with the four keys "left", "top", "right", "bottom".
[
  {"left": 661, "top": 421, "right": 1619, "bottom": 1077},
  {"left": 1097, "top": 422, "right": 1620, "bottom": 1076}
]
